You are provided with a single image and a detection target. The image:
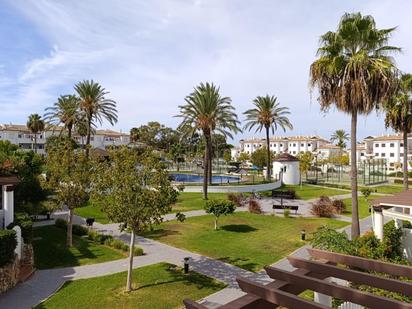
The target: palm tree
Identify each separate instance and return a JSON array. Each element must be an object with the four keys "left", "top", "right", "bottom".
[
  {"left": 176, "top": 82, "right": 240, "bottom": 199},
  {"left": 384, "top": 73, "right": 412, "bottom": 190},
  {"left": 74, "top": 80, "right": 118, "bottom": 156},
  {"left": 310, "top": 12, "right": 399, "bottom": 238},
  {"left": 74, "top": 114, "right": 90, "bottom": 148},
  {"left": 44, "top": 95, "right": 79, "bottom": 138},
  {"left": 243, "top": 95, "right": 293, "bottom": 181},
  {"left": 331, "top": 129, "right": 349, "bottom": 150},
  {"left": 27, "top": 113, "right": 45, "bottom": 153}
]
